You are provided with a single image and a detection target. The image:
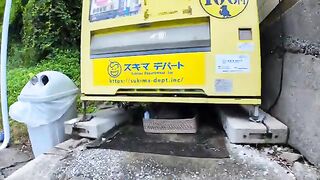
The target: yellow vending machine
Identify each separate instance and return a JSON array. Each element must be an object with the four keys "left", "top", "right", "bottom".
[{"left": 81, "top": 0, "right": 261, "bottom": 106}]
